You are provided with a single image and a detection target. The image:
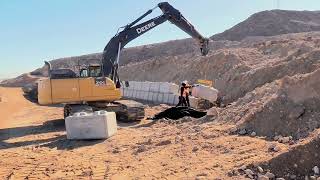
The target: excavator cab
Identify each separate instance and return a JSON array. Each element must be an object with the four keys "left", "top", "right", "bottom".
[
  {"left": 80, "top": 64, "right": 103, "bottom": 78},
  {"left": 38, "top": 62, "right": 121, "bottom": 105}
]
